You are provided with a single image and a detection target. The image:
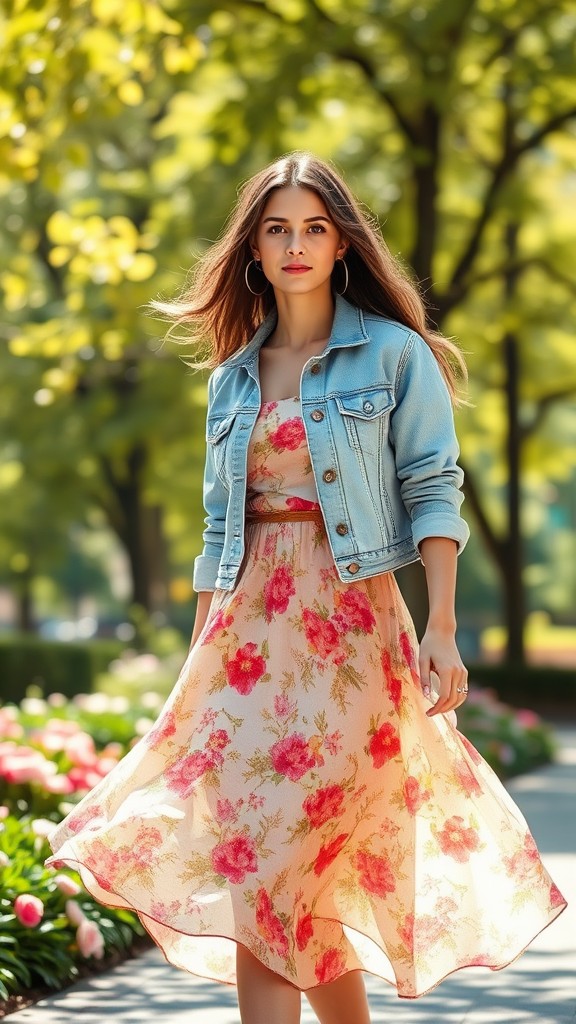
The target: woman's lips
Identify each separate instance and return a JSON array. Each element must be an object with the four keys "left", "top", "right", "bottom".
[{"left": 282, "top": 265, "right": 312, "bottom": 274}]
